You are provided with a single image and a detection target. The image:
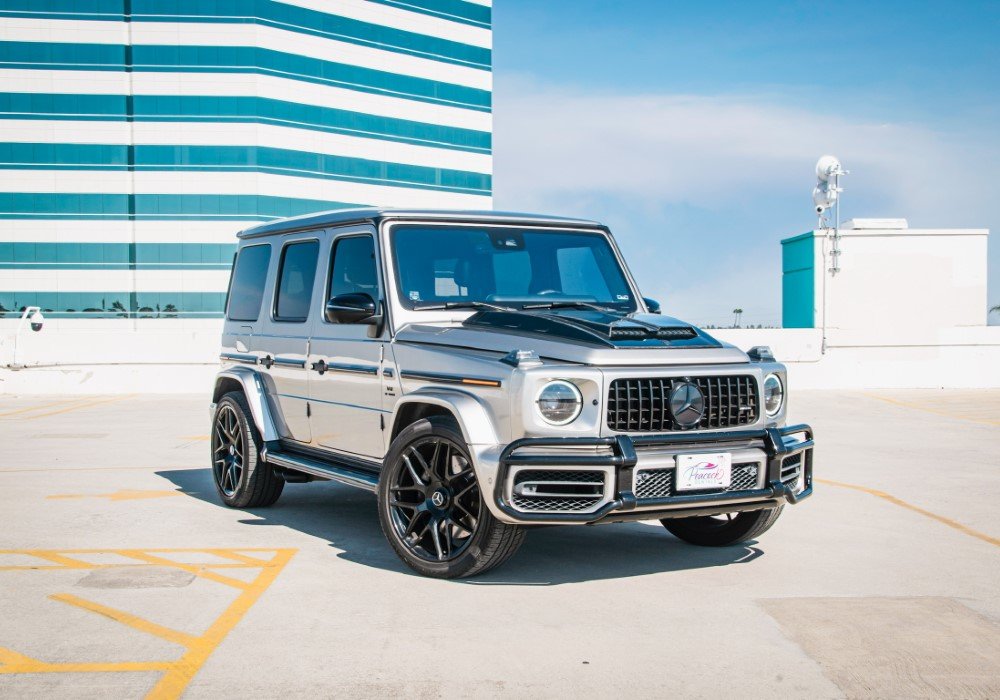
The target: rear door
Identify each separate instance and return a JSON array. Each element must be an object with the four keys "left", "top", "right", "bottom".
[
  {"left": 261, "top": 233, "right": 324, "bottom": 443},
  {"left": 308, "top": 225, "right": 387, "bottom": 458}
]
